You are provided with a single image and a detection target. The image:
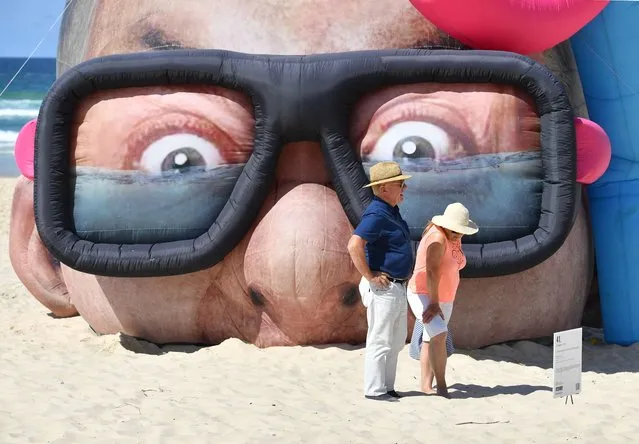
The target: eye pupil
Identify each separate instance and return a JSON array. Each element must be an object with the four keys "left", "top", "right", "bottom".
[
  {"left": 393, "top": 136, "right": 435, "bottom": 160},
  {"left": 161, "top": 147, "right": 206, "bottom": 172},
  {"left": 173, "top": 152, "right": 188, "bottom": 166},
  {"left": 402, "top": 141, "right": 417, "bottom": 155}
]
